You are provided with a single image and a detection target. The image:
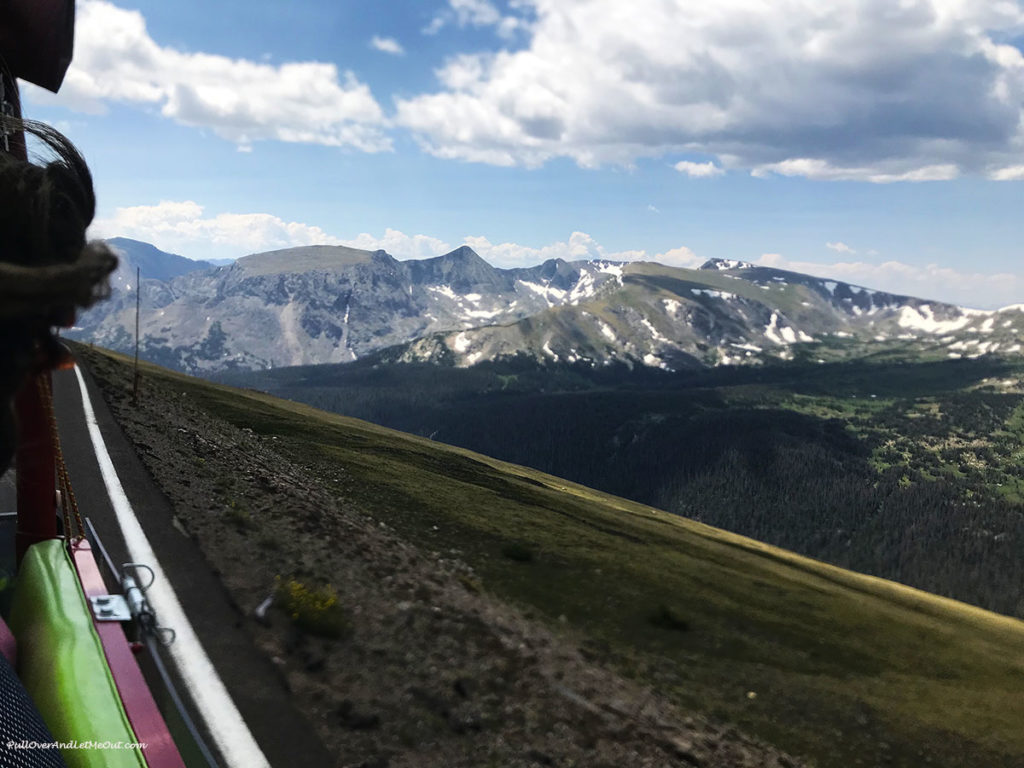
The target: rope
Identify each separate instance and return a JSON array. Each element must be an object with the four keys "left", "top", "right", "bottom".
[{"left": 36, "top": 374, "right": 85, "bottom": 541}]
